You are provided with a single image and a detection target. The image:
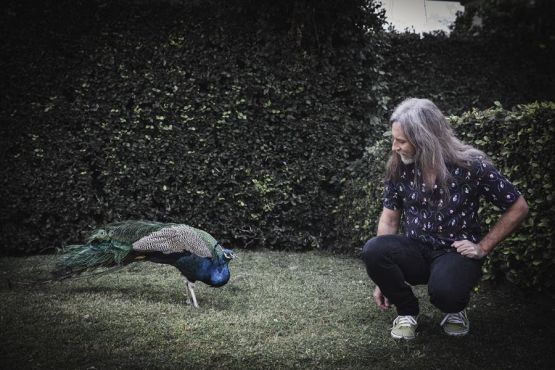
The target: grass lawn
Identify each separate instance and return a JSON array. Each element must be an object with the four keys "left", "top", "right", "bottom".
[{"left": 1, "top": 250, "right": 553, "bottom": 369}]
